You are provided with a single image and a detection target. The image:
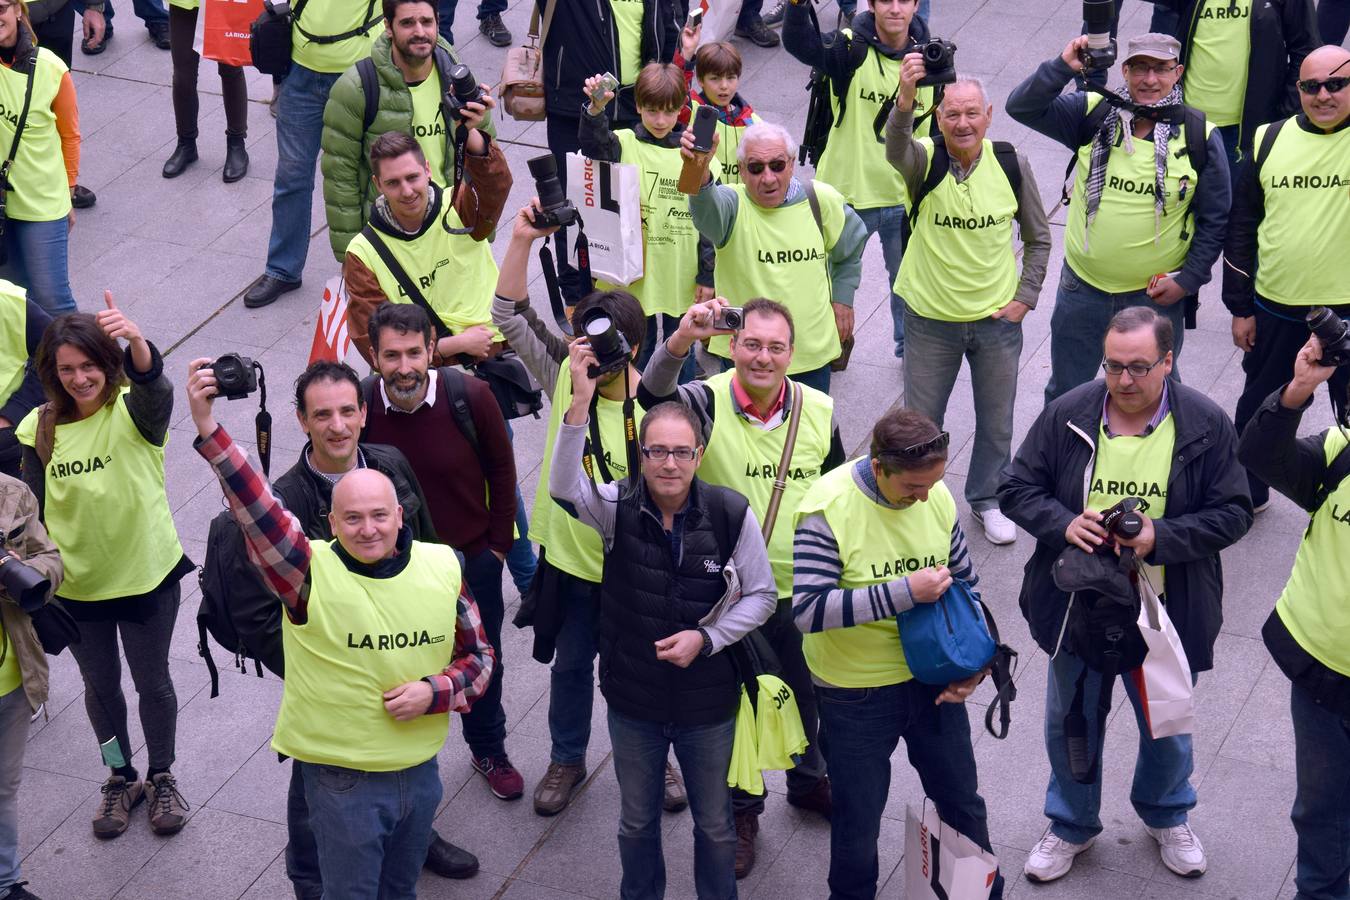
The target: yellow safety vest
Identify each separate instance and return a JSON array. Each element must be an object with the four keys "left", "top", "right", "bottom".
[
  {"left": 1086, "top": 414, "right": 1175, "bottom": 591},
  {"left": 0, "top": 281, "right": 29, "bottom": 411},
  {"left": 0, "top": 48, "right": 72, "bottom": 222},
  {"left": 292, "top": 0, "right": 381, "bottom": 74}
]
